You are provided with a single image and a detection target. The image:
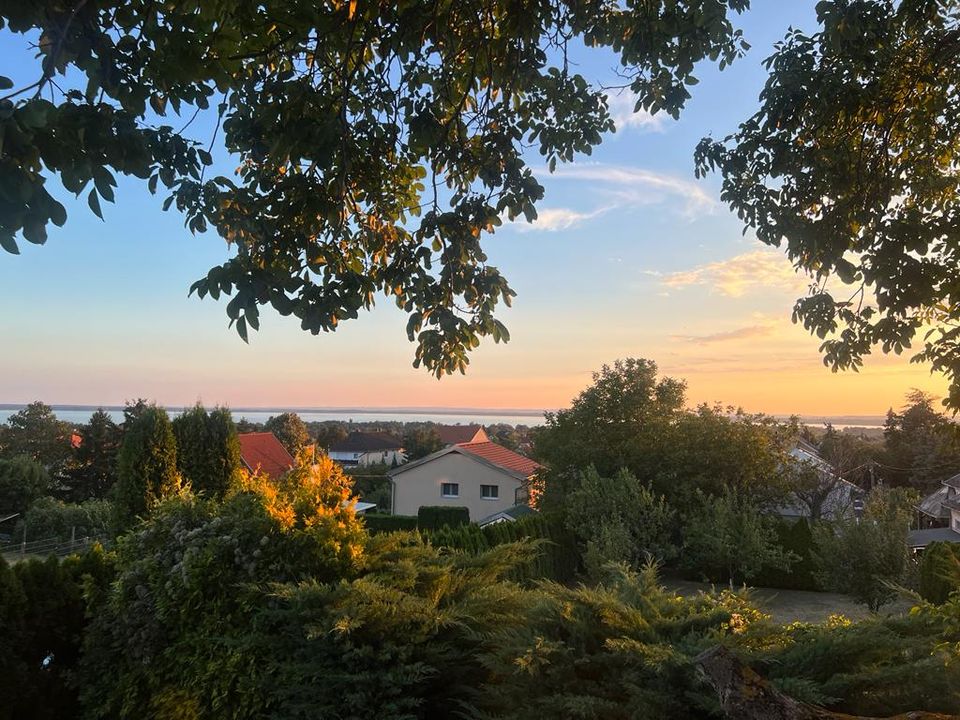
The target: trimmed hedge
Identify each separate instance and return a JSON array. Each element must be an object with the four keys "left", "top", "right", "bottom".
[
  {"left": 426, "top": 513, "right": 579, "bottom": 584},
  {"left": 417, "top": 505, "right": 470, "bottom": 531},
  {"left": 362, "top": 513, "right": 419, "bottom": 534},
  {"left": 919, "top": 541, "right": 960, "bottom": 603},
  {"left": 752, "top": 517, "right": 819, "bottom": 591}
]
